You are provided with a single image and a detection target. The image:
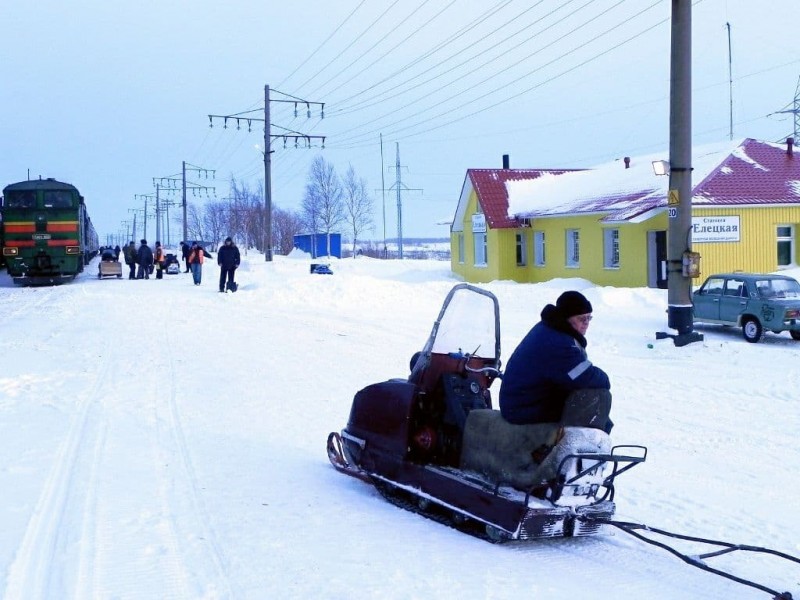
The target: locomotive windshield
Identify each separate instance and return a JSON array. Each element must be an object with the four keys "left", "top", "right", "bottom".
[
  {"left": 4, "top": 191, "right": 36, "bottom": 208},
  {"left": 43, "top": 190, "right": 74, "bottom": 208}
]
